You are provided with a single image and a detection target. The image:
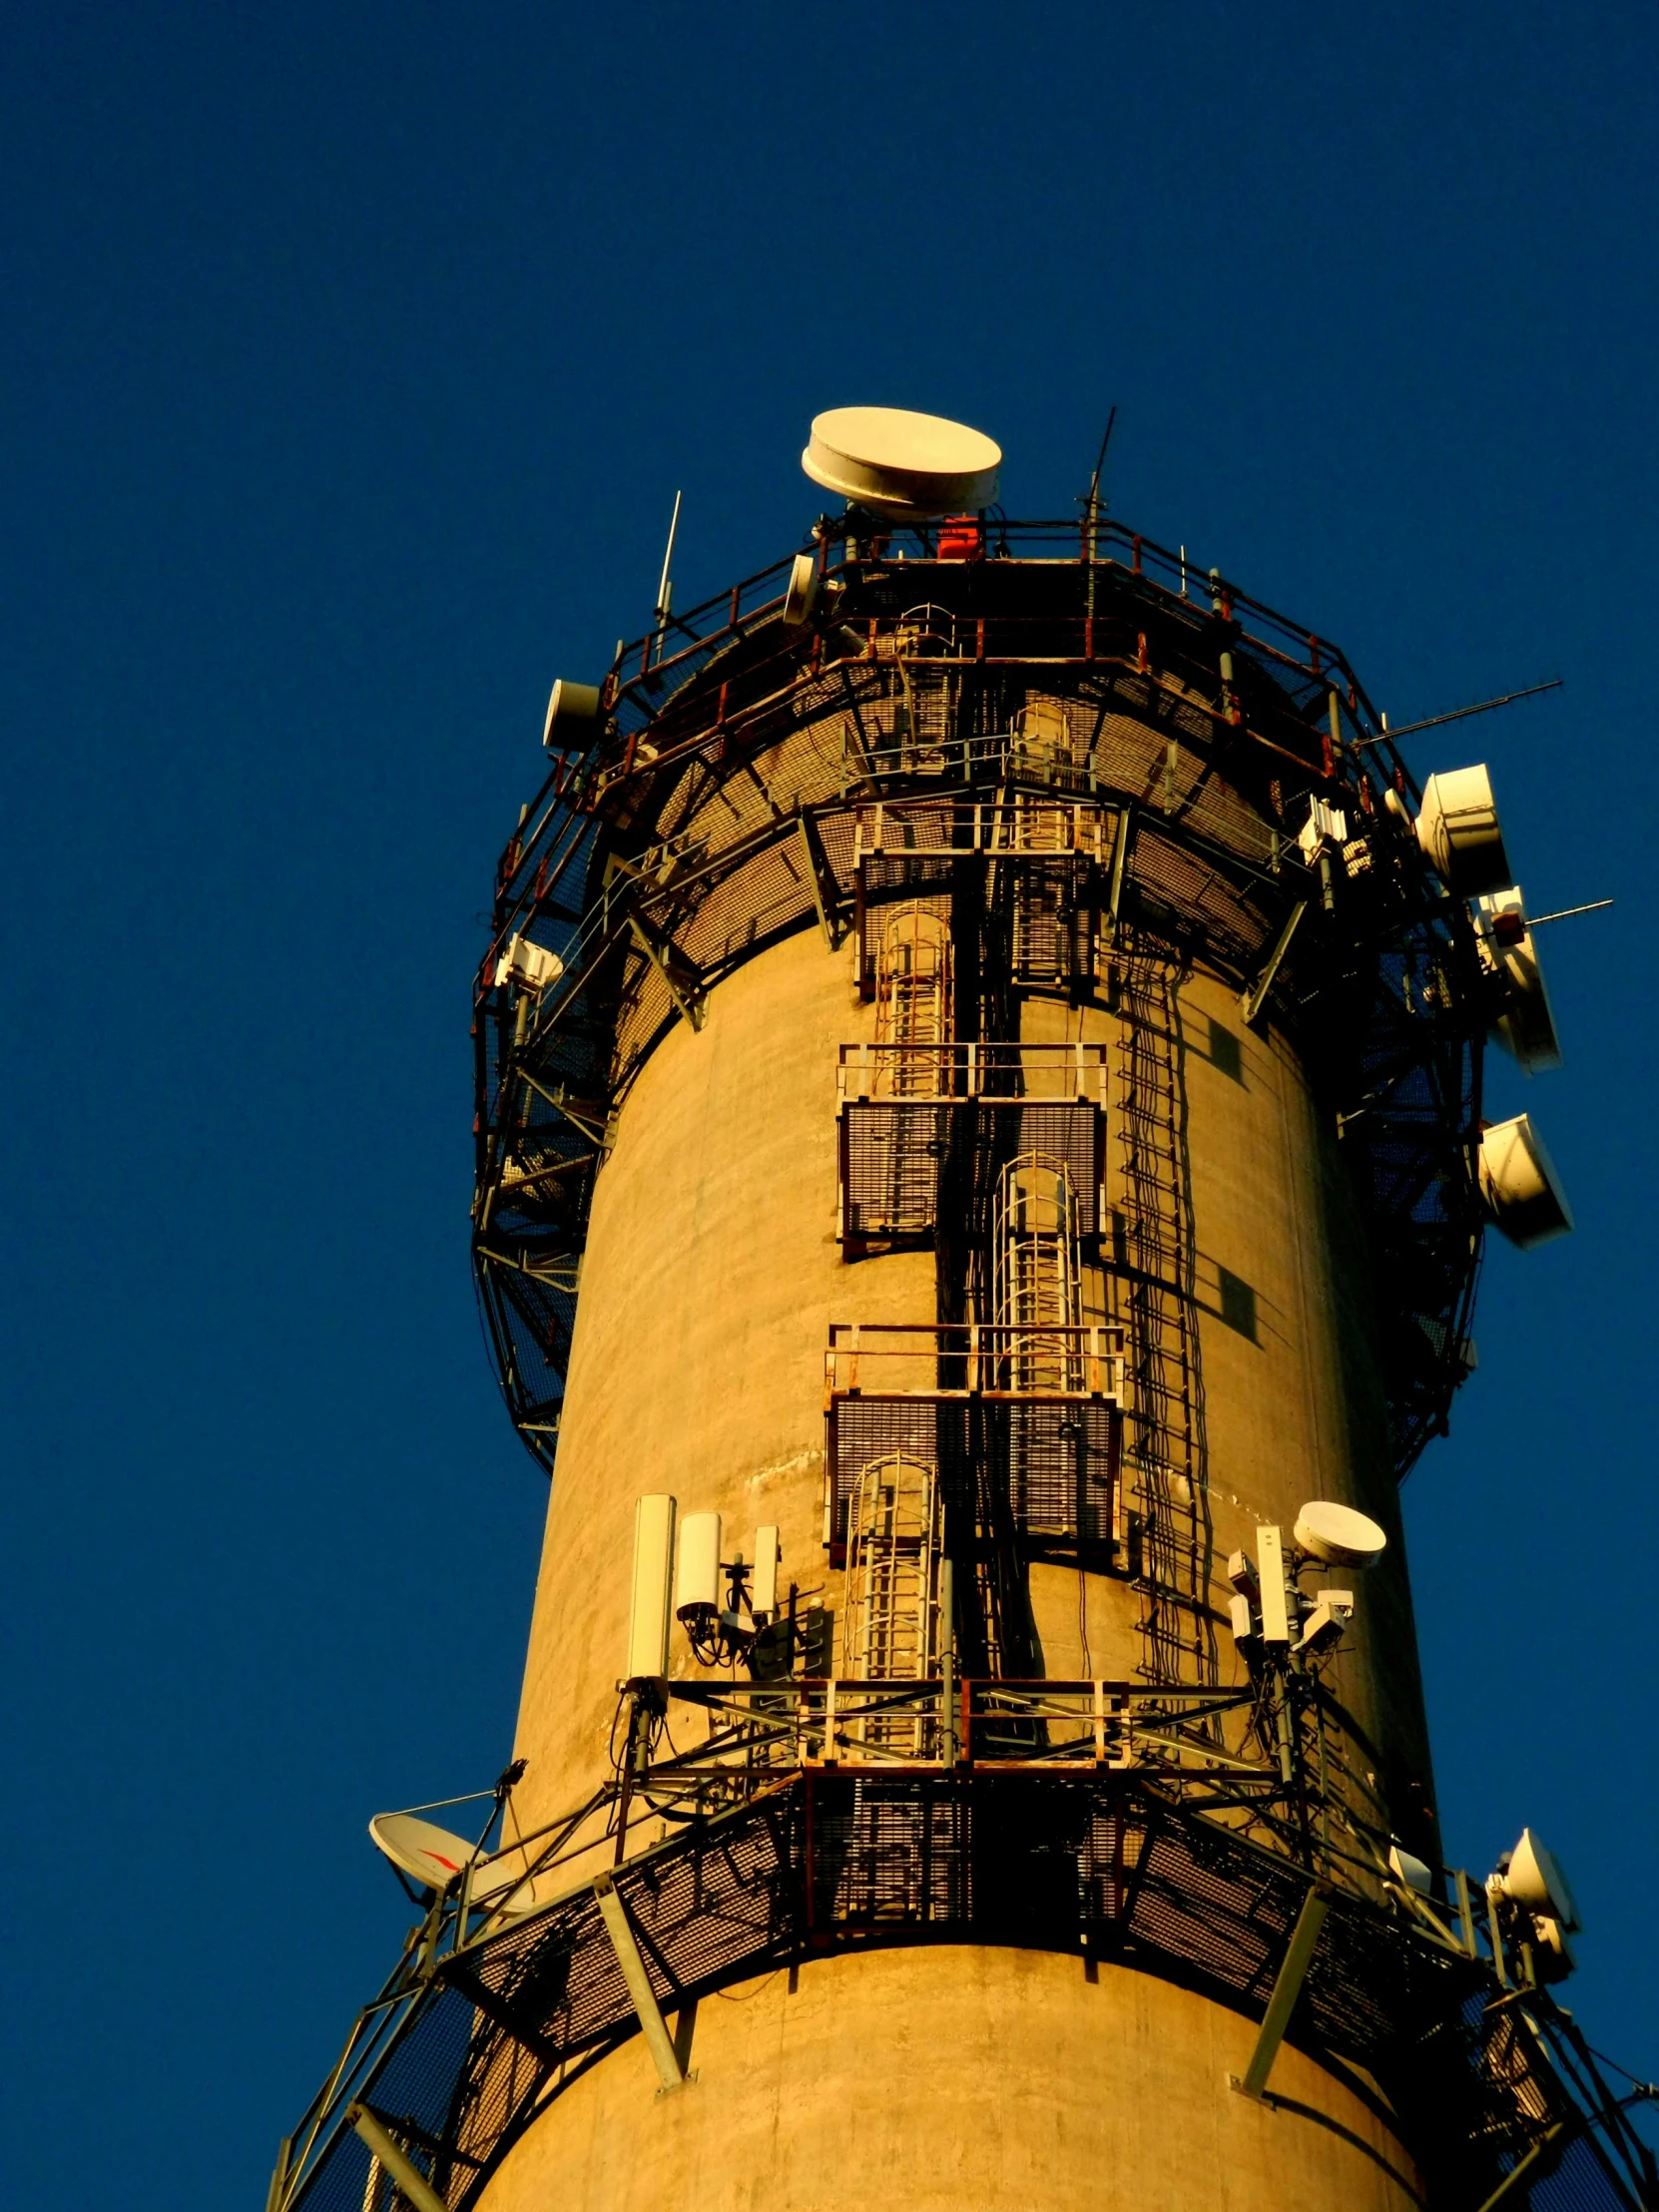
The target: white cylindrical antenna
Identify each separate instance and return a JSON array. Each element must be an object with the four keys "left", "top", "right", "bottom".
[
  {"left": 752, "top": 1525, "right": 780, "bottom": 1620},
  {"left": 627, "top": 1495, "right": 678, "bottom": 1682},
  {"left": 675, "top": 1510, "right": 723, "bottom": 1623}
]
